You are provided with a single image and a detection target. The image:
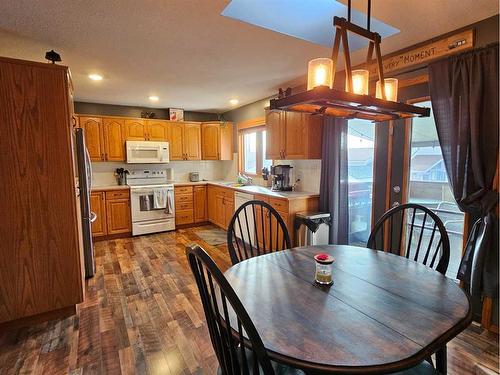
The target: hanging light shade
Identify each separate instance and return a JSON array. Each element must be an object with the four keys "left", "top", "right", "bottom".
[
  {"left": 307, "top": 58, "right": 333, "bottom": 90},
  {"left": 347, "top": 69, "right": 369, "bottom": 95},
  {"left": 376, "top": 78, "right": 399, "bottom": 102}
]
